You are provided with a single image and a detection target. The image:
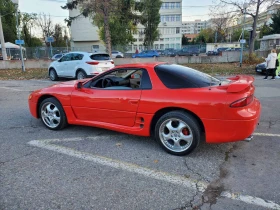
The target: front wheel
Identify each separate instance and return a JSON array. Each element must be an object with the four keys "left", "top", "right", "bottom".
[
  {"left": 155, "top": 111, "right": 201, "bottom": 156},
  {"left": 39, "top": 97, "right": 68, "bottom": 130},
  {"left": 49, "top": 69, "right": 58, "bottom": 81}
]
